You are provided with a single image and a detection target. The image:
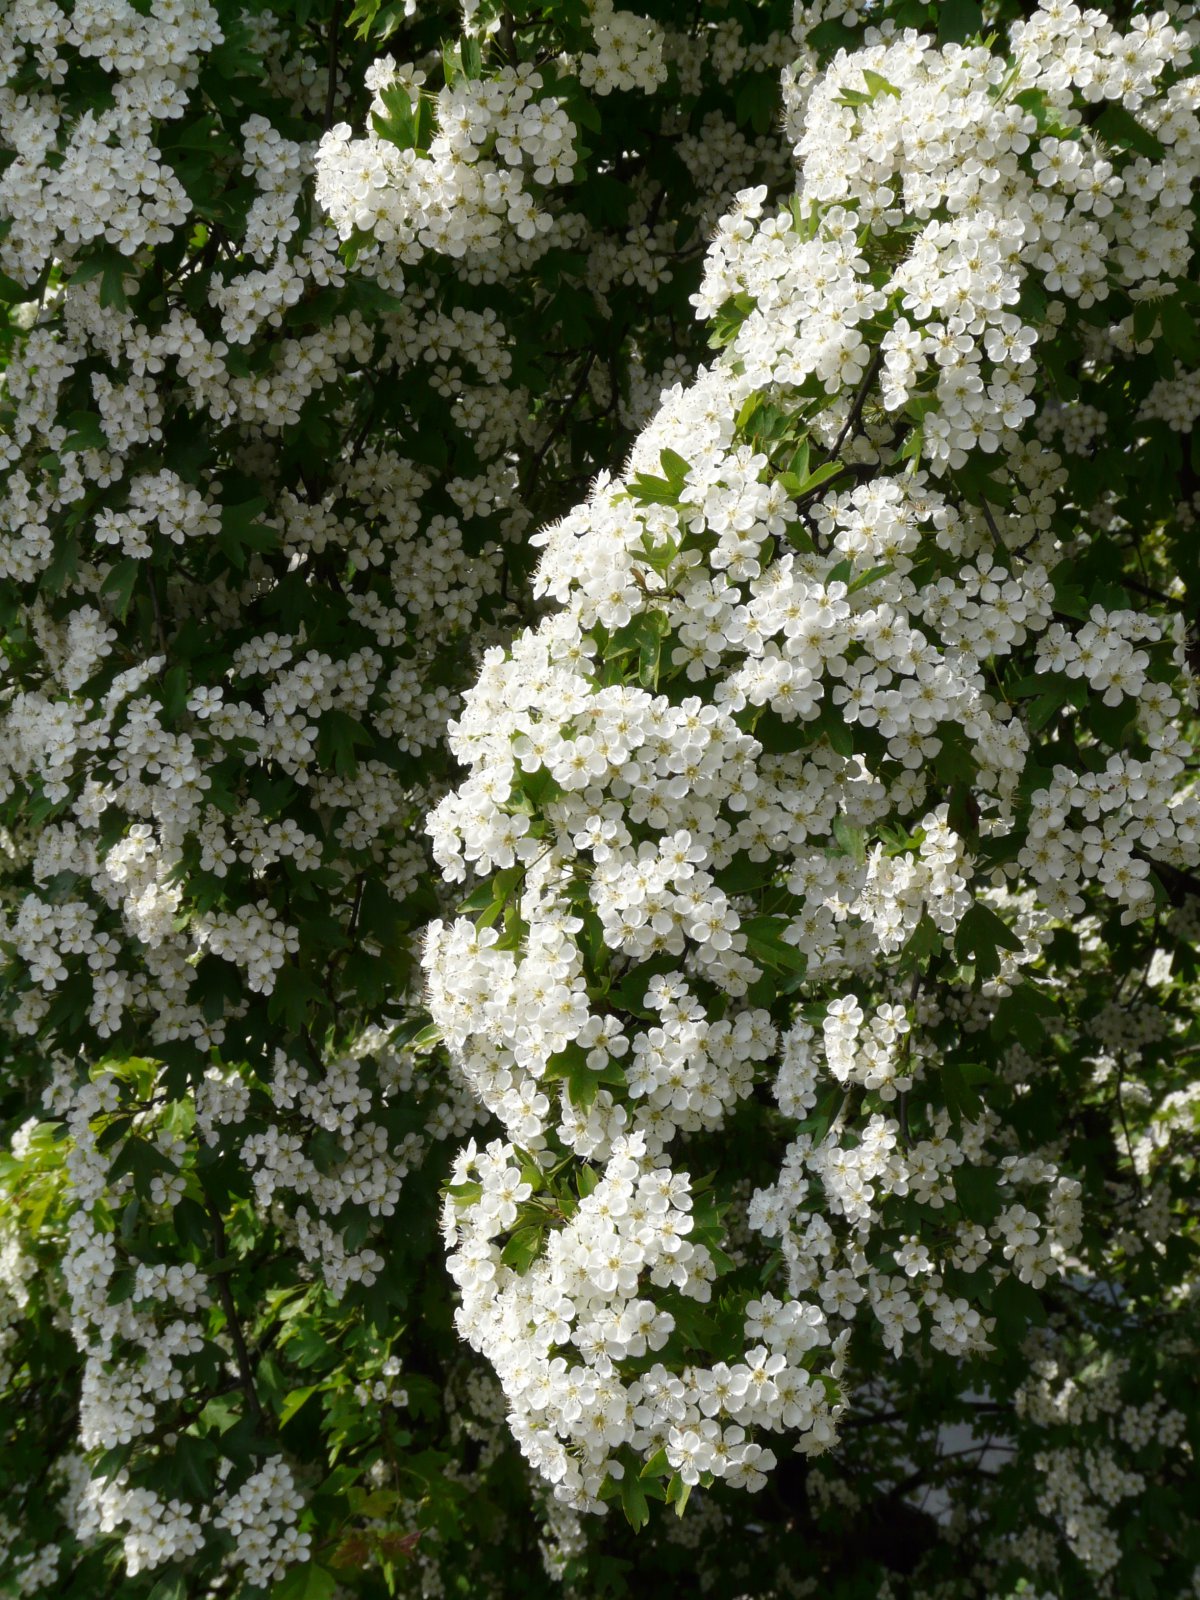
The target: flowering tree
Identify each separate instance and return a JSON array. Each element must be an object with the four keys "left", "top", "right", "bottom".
[
  {"left": 423, "top": 0, "right": 1200, "bottom": 1585},
  {"left": 1, "top": 0, "right": 1199, "bottom": 1598}
]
